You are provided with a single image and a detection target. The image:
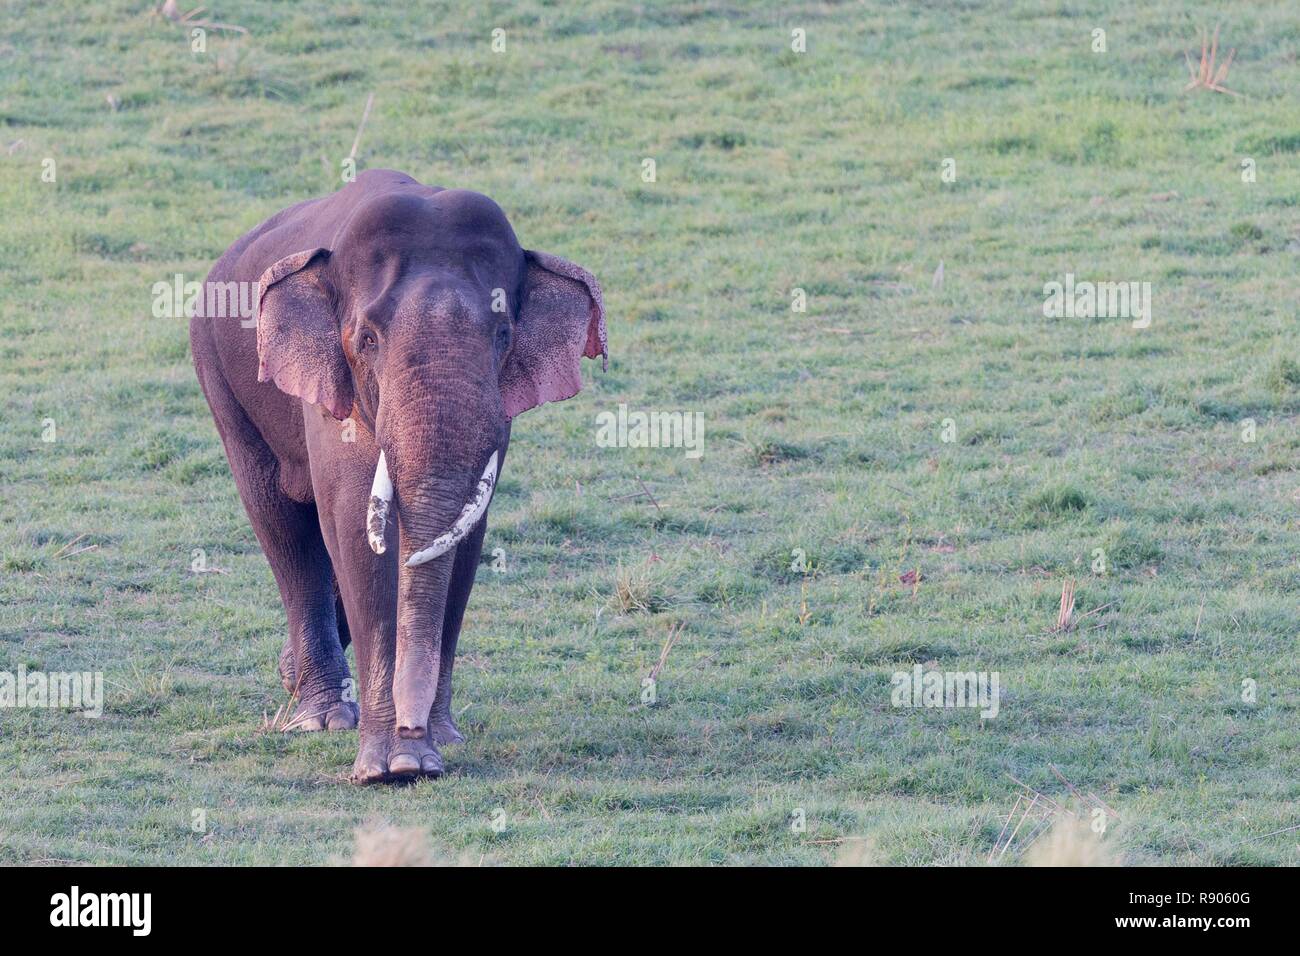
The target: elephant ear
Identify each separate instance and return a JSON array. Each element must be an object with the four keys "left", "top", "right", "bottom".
[
  {"left": 500, "top": 250, "right": 607, "bottom": 419},
  {"left": 255, "top": 248, "right": 353, "bottom": 420}
]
